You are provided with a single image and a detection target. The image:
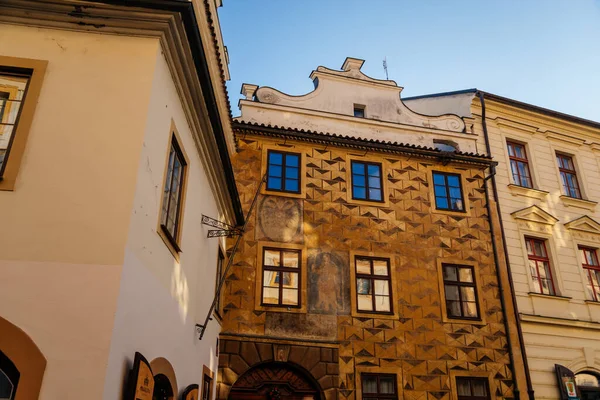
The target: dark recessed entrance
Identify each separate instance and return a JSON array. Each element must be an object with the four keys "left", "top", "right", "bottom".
[
  {"left": 228, "top": 362, "right": 321, "bottom": 400},
  {"left": 577, "top": 372, "right": 600, "bottom": 400}
]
